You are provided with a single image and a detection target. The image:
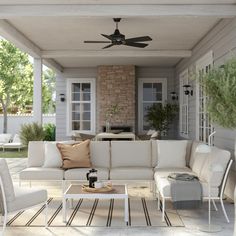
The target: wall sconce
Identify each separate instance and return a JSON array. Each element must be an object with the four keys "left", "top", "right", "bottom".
[
  {"left": 183, "top": 85, "right": 193, "bottom": 96},
  {"left": 59, "top": 93, "right": 65, "bottom": 102},
  {"left": 170, "top": 92, "right": 178, "bottom": 100}
]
